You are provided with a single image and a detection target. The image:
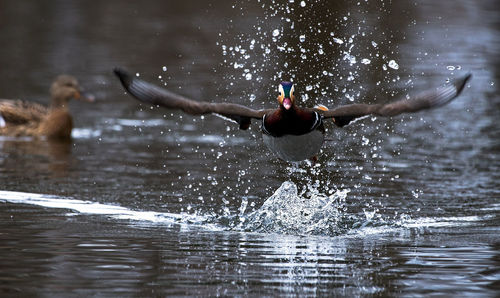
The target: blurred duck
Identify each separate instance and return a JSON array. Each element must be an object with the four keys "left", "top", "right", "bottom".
[
  {"left": 114, "top": 68, "right": 471, "bottom": 162},
  {"left": 0, "top": 75, "right": 94, "bottom": 140}
]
